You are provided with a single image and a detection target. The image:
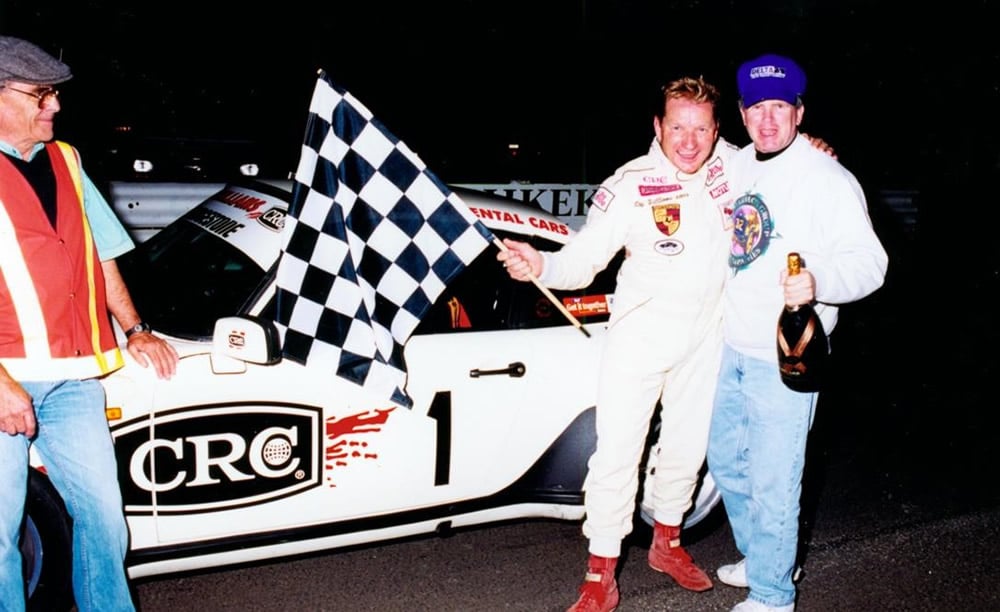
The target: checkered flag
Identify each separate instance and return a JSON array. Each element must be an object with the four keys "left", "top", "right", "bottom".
[{"left": 274, "top": 70, "right": 495, "bottom": 408}]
